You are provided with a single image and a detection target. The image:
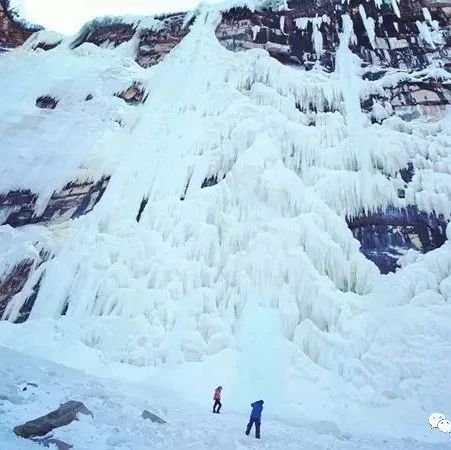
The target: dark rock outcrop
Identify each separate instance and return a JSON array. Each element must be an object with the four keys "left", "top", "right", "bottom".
[
  {"left": 36, "top": 96, "right": 59, "bottom": 109},
  {"left": 348, "top": 206, "right": 448, "bottom": 273},
  {"left": 115, "top": 82, "right": 148, "bottom": 104},
  {"left": 216, "top": 6, "right": 339, "bottom": 71},
  {"left": 69, "top": 13, "right": 191, "bottom": 69},
  {"left": 71, "top": 21, "right": 136, "bottom": 50},
  {"left": 0, "top": 178, "right": 109, "bottom": 323},
  {"left": 136, "top": 13, "right": 190, "bottom": 68},
  {"left": 215, "top": 1, "right": 450, "bottom": 272},
  {"left": 0, "top": 250, "right": 51, "bottom": 323},
  {"left": 0, "top": 177, "right": 110, "bottom": 228},
  {"left": 0, "top": 0, "right": 40, "bottom": 51},
  {"left": 33, "top": 40, "right": 61, "bottom": 51},
  {"left": 216, "top": 1, "right": 451, "bottom": 72},
  {"left": 0, "top": 260, "right": 34, "bottom": 319},
  {"left": 14, "top": 274, "right": 43, "bottom": 324},
  {"left": 141, "top": 409, "right": 167, "bottom": 424},
  {"left": 201, "top": 173, "right": 226, "bottom": 189},
  {"left": 14, "top": 401, "right": 93, "bottom": 438}
]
